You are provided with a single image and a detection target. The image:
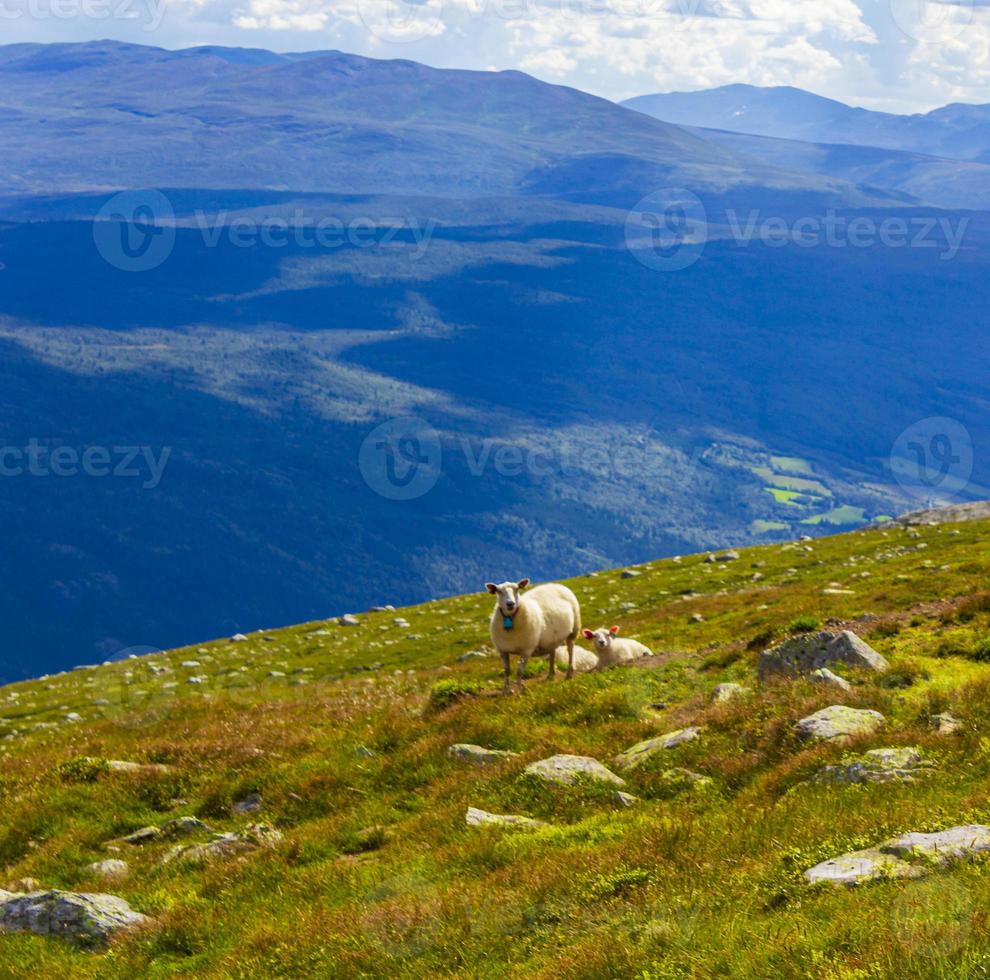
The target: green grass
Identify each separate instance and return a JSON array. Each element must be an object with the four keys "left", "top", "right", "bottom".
[
  {"left": 769, "top": 456, "right": 815, "bottom": 476},
  {"left": 802, "top": 505, "right": 868, "bottom": 527},
  {"left": 754, "top": 466, "right": 833, "bottom": 498},
  {"left": 3, "top": 518, "right": 990, "bottom": 976}
]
